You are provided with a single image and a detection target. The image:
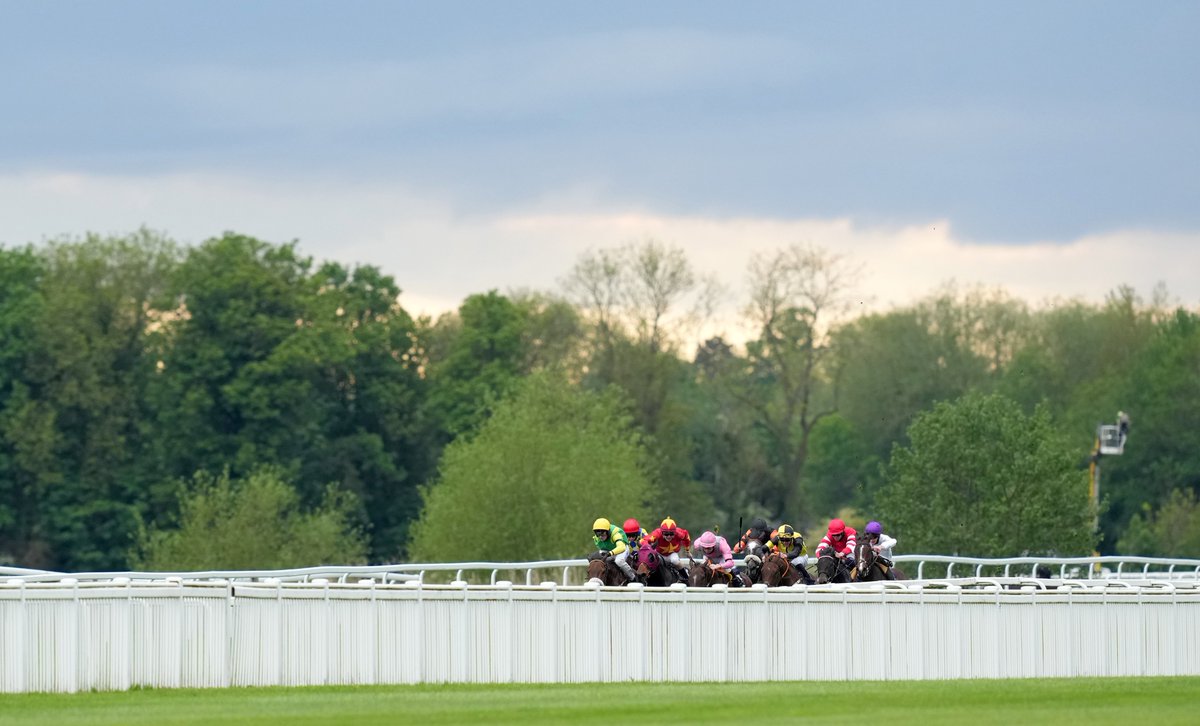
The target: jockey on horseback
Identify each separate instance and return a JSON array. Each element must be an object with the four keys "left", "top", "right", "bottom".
[
  {"left": 767, "top": 524, "right": 815, "bottom": 584},
  {"left": 592, "top": 517, "right": 637, "bottom": 583},
  {"left": 733, "top": 517, "right": 773, "bottom": 583},
  {"left": 692, "top": 530, "right": 746, "bottom": 587},
  {"left": 733, "top": 517, "right": 774, "bottom": 556},
  {"left": 645, "top": 517, "right": 691, "bottom": 580},
  {"left": 814, "top": 518, "right": 857, "bottom": 572},
  {"left": 622, "top": 518, "right": 649, "bottom": 550},
  {"left": 862, "top": 520, "right": 898, "bottom": 579}
]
